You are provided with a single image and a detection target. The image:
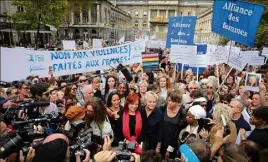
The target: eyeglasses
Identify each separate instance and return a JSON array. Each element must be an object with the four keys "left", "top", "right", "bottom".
[
  {"left": 206, "top": 86, "right": 213, "bottom": 89},
  {"left": 79, "top": 79, "right": 87, "bottom": 83},
  {"left": 221, "top": 100, "right": 229, "bottom": 104}
]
